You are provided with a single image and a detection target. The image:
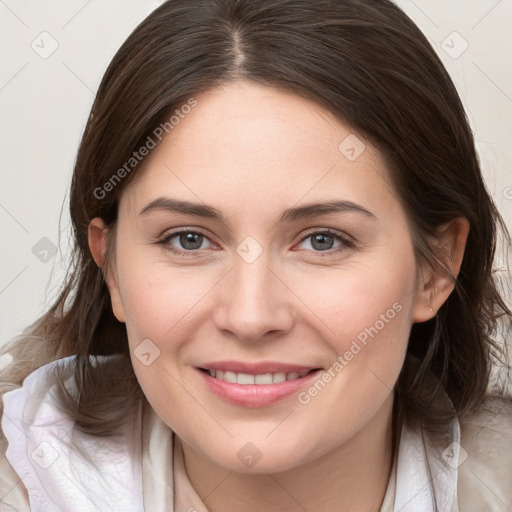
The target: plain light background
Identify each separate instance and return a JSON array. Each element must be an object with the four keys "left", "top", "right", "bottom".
[{"left": 0, "top": 0, "right": 511, "bottom": 348}]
